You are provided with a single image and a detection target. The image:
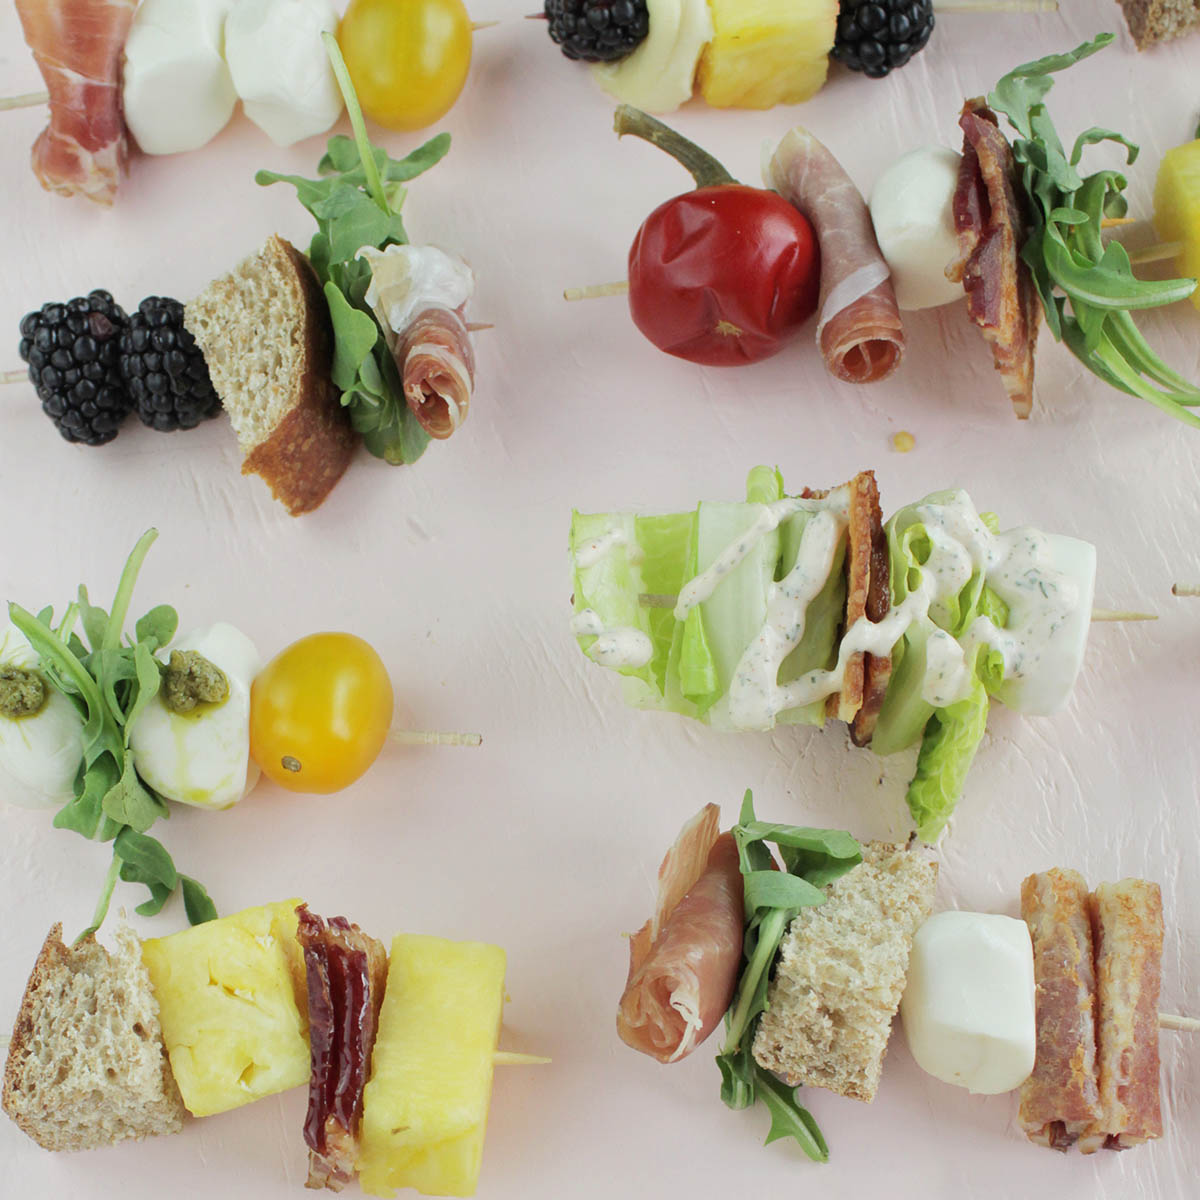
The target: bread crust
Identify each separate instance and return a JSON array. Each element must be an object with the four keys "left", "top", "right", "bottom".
[{"left": 244, "top": 237, "right": 357, "bottom": 516}]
